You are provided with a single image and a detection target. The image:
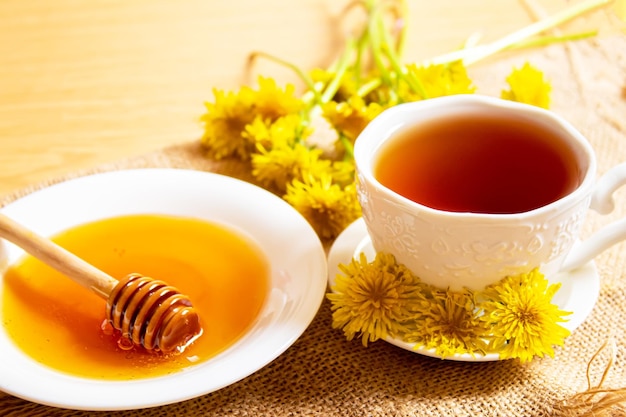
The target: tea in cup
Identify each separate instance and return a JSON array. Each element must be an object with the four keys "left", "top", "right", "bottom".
[{"left": 354, "top": 95, "right": 626, "bottom": 291}]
